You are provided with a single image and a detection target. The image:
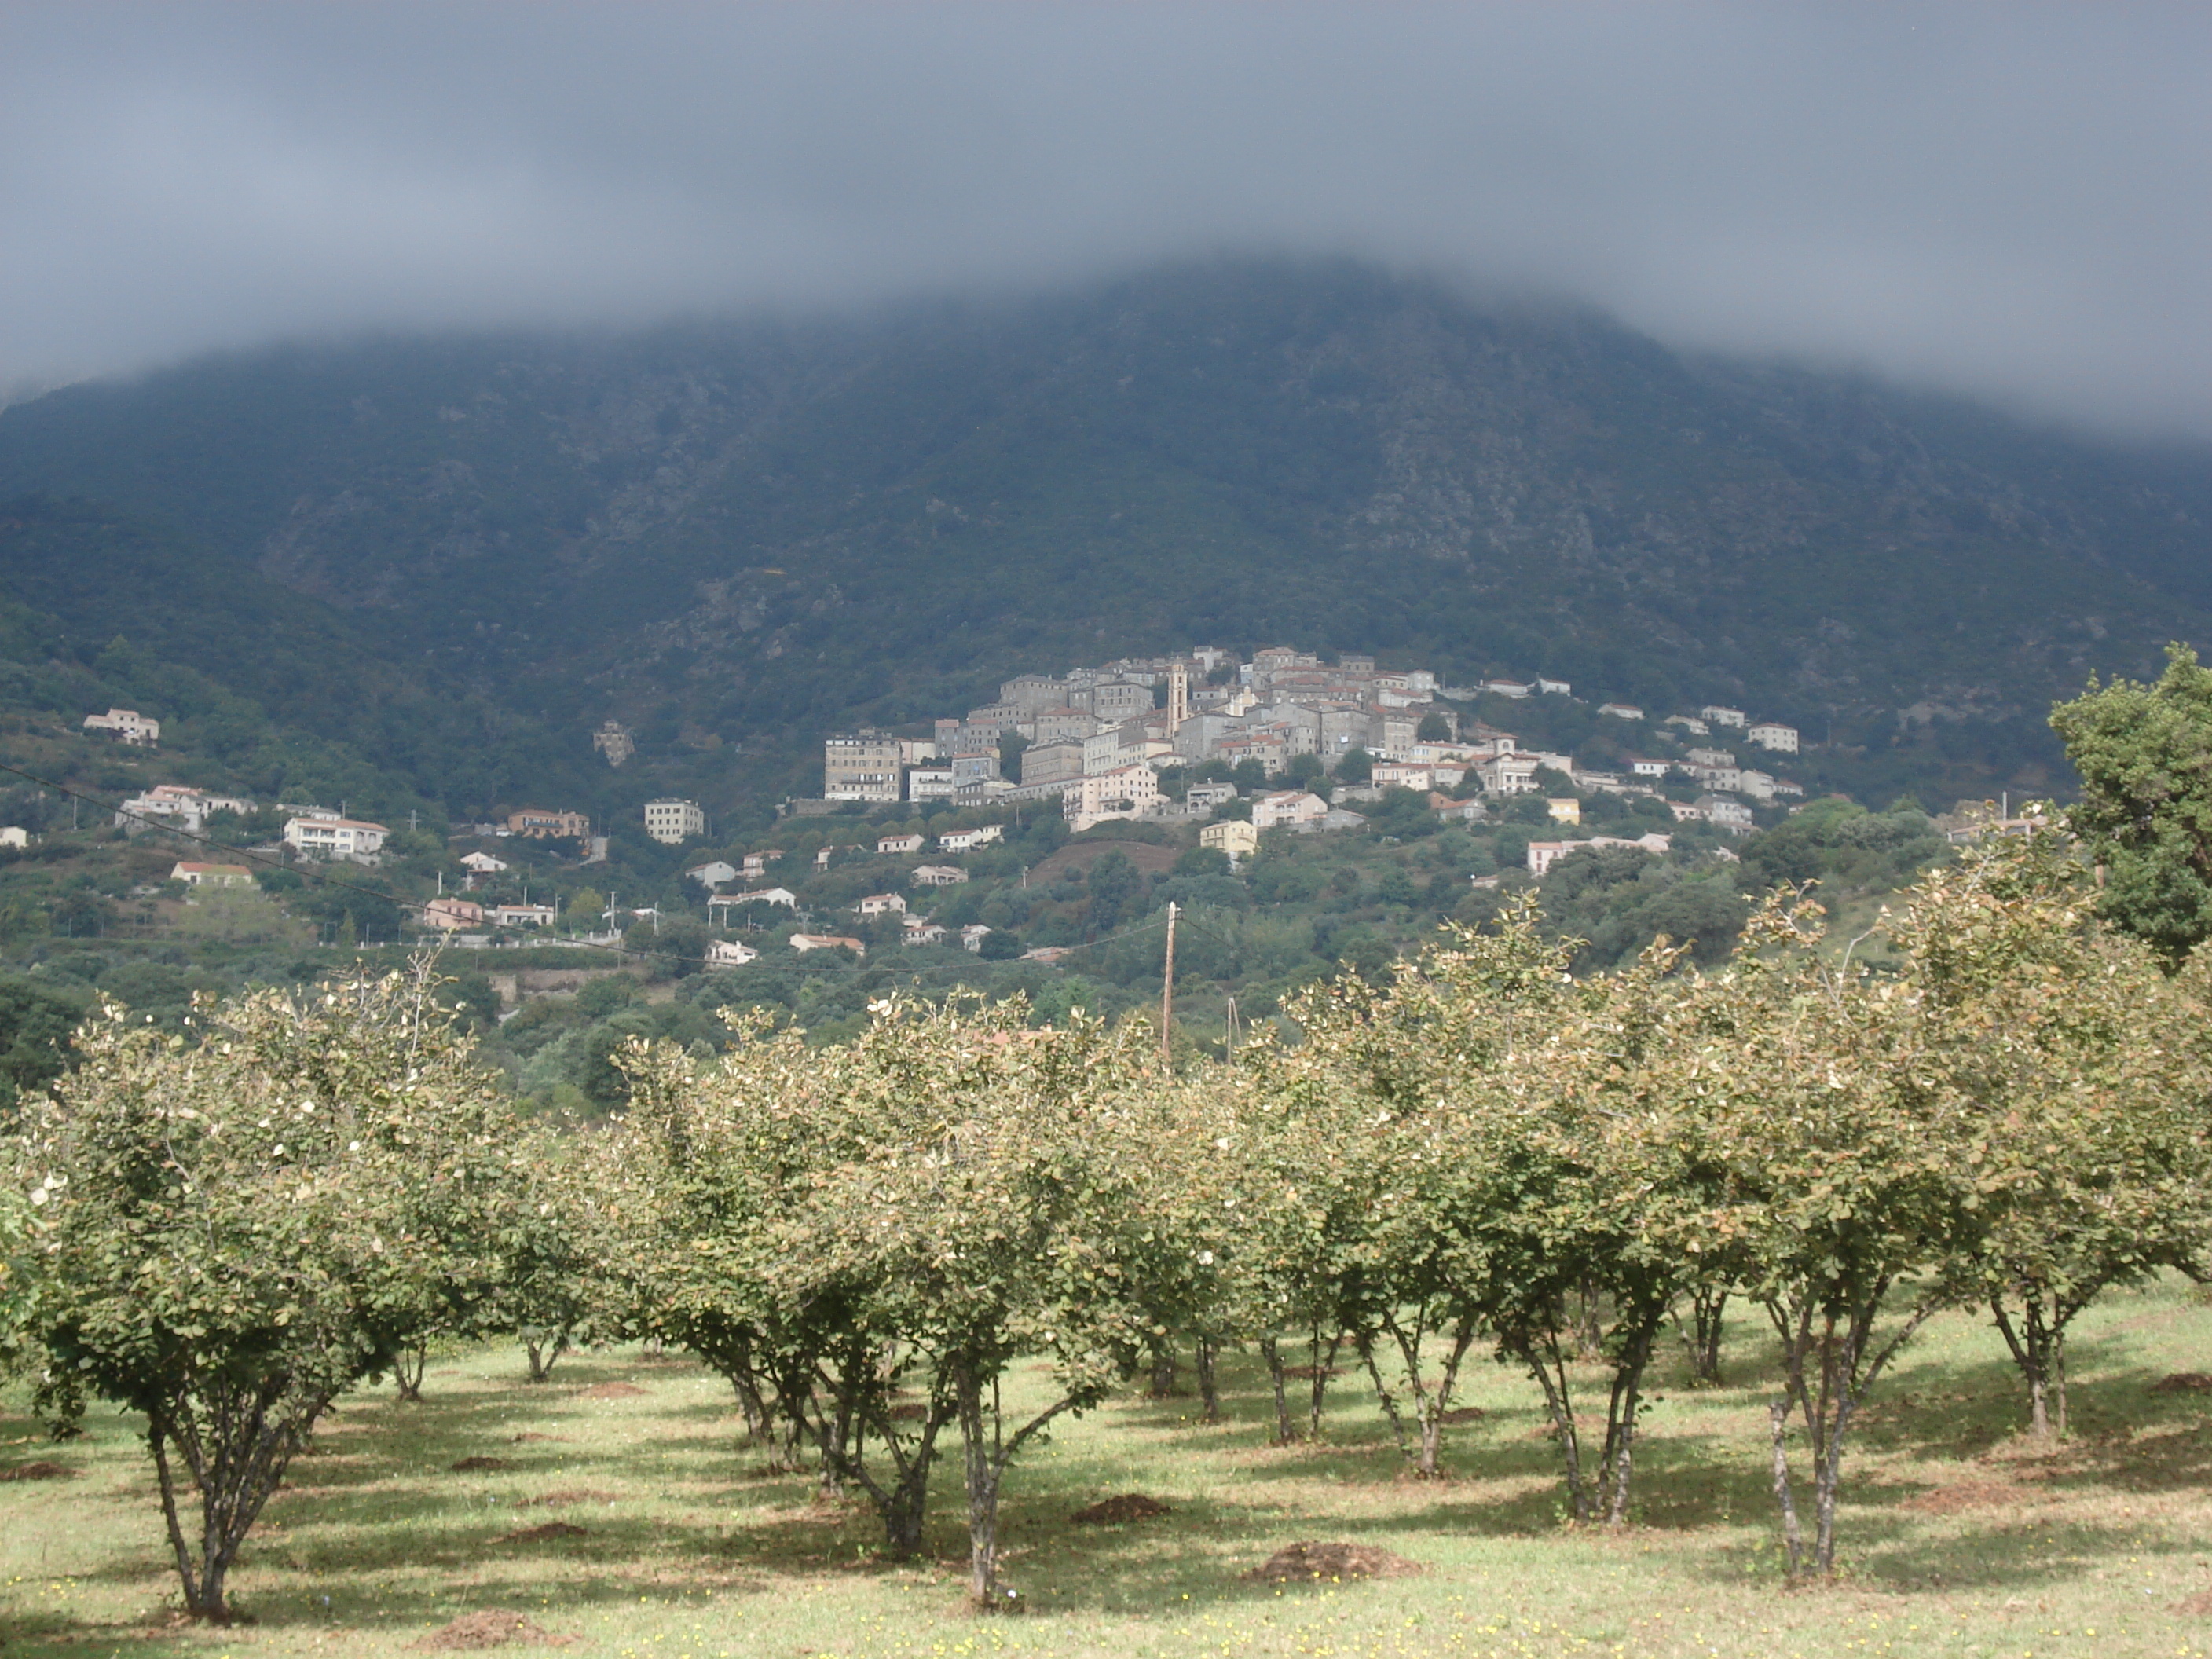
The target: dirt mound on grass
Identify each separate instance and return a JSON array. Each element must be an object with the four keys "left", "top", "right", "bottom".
[
  {"left": 508, "top": 1433, "right": 566, "bottom": 1445},
  {"left": 409, "top": 1610, "right": 576, "bottom": 1650},
  {"left": 1071, "top": 1493, "right": 1171, "bottom": 1525},
  {"left": 1279, "top": 1364, "right": 1339, "bottom": 1380},
  {"left": 580, "top": 1381, "right": 647, "bottom": 1400},
  {"left": 2173, "top": 1591, "right": 2212, "bottom": 1614},
  {"left": 449, "top": 1456, "right": 511, "bottom": 1473},
  {"left": 0, "top": 1460, "right": 75, "bottom": 1481},
  {"left": 2151, "top": 1373, "right": 2212, "bottom": 1393},
  {"left": 886, "top": 1401, "right": 932, "bottom": 1422},
  {"left": 1437, "top": 1407, "right": 1487, "bottom": 1425},
  {"left": 496, "top": 1522, "right": 588, "bottom": 1544},
  {"left": 529, "top": 1489, "right": 616, "bottom": 1508},
  {"left": 1246, "top": 1542, "right": 1423, "bottom": 1583}
]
